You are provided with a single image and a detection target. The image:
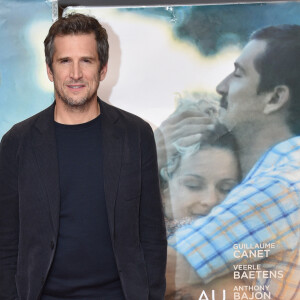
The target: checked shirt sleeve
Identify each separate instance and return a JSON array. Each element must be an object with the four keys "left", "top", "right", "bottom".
[{"left": 168, "top": 174, "right": 300, "bottom": 284}]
